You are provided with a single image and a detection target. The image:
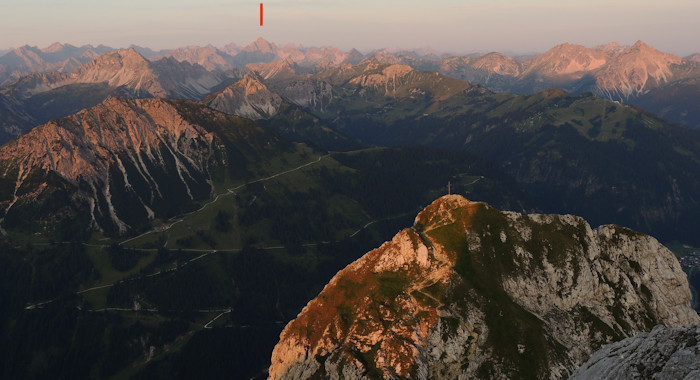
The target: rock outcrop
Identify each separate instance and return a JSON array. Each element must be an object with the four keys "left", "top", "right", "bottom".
[
  {"left": 570, "top": 324, "right": 700, "bottom": 380},
  {"left": 269, "top": 195, "right": 699, "bottom": 379}
]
